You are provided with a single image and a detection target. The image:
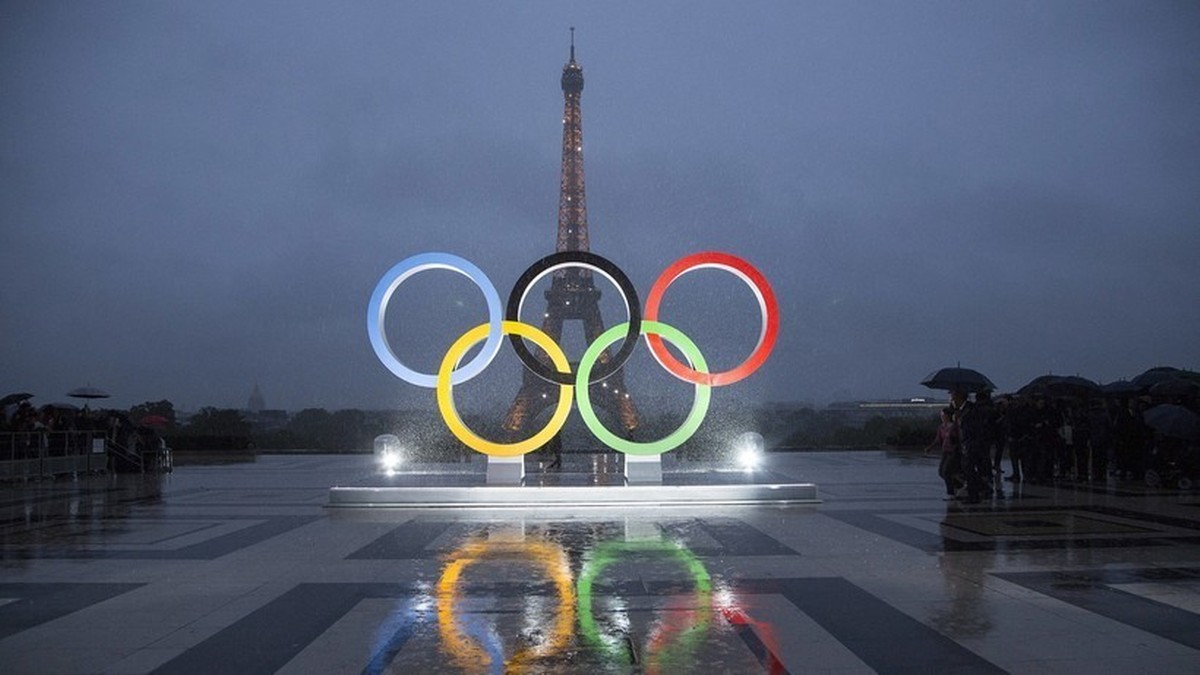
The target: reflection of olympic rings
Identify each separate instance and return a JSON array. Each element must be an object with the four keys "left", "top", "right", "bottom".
[
  {"left": 436, "top": 540, "right": 576, "bottom": 672},
  {"left": 576, "top": 540, "right": 712, "bottom": 668},
  {"left": 367, "top": 250, "right": 777, "bottom": 456},
  {"left": 507, "top": 251, "right": 641, "bottom": 386},
  {"left": 719, "top": 604, "right": 788, "bottom": 674},
  {"left": 435, "top": 537, "right": 718, "bottom": 671}
]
